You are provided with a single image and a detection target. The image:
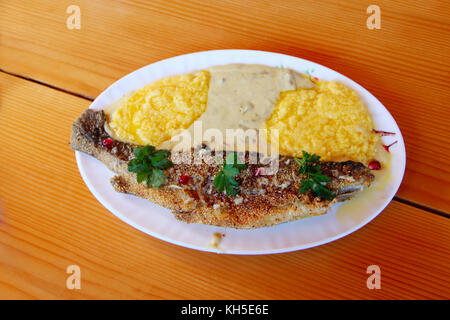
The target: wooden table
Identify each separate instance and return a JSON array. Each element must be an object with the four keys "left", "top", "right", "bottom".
[{"left": 1, "top": 0, "right": 449, "bottom": 299}]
